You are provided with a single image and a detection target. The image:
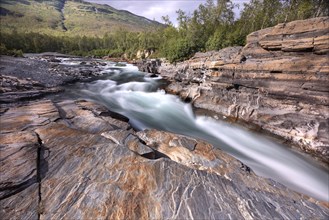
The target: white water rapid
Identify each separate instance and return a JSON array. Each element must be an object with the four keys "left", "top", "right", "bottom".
[{"left": 77, "top": 63, "right": 328, "bottom": 202}]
